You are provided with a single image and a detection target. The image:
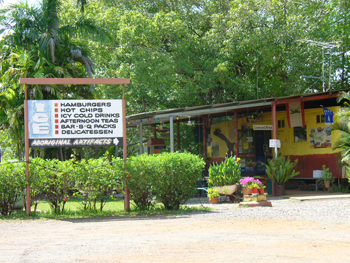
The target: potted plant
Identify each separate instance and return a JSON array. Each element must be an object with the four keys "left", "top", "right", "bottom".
[
  {"left": 321, "top": 165, "right": 335, "bottom": 188},
  {"left": 239, "top": 176, "right": 255, "bottom": 195},
  {"left": 264, "top": 156, "right": 300, "bottom": 196},
  {"left": 209, "top": 156, "right": 241, "bottom": 195},
  {"left": 207, "top": 188, "right": 220, "bottom": 204},
  {"left": 249, "top": 181, "right": 260, "bottom": 194},
  {"left": 258, "top": 182, "right": 266, "bottom": 194}
]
